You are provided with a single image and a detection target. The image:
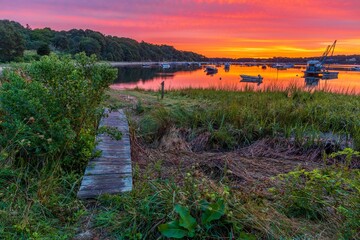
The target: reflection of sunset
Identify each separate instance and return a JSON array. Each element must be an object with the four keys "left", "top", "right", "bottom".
[
  {"left": 2, "top": 0, "right": 360, "bottom": 58},
  {"left": 111, "top": 65, "right": 360, "bottom": 94}
]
